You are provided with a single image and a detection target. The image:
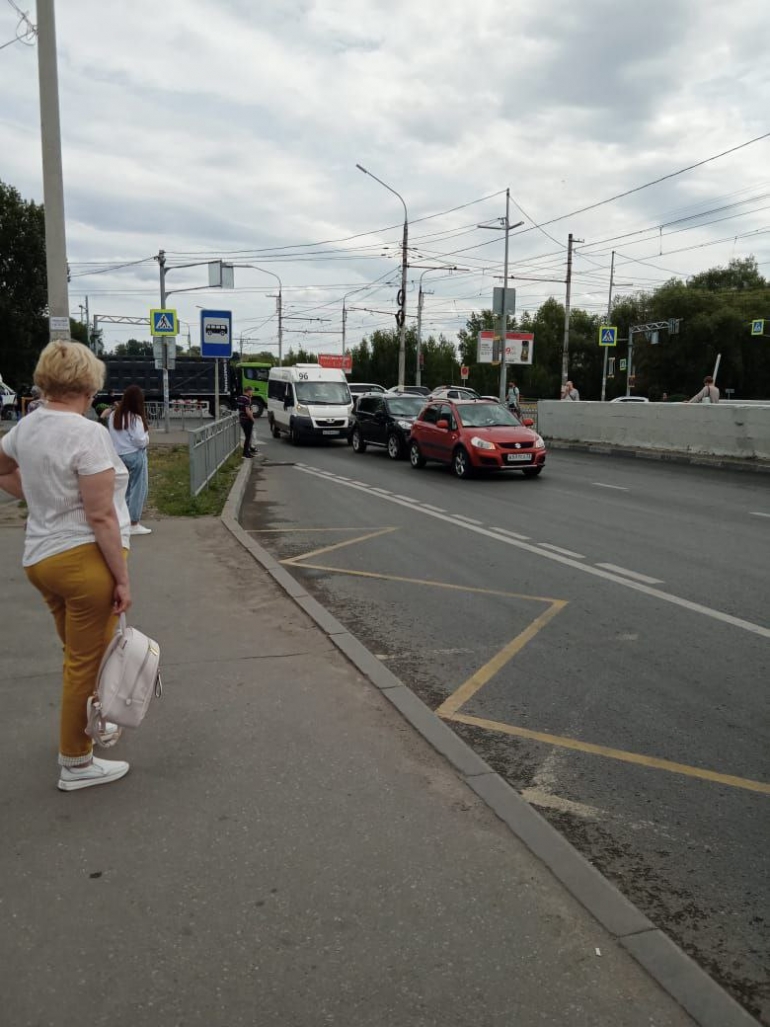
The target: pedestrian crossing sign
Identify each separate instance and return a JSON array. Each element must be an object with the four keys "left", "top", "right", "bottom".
[
  {"left": 751, "top": 319, "right": 764, "bottom": 336},
  {"left": 150, "top": 308, "right": 178, "bottom": 335},
  {"left": 599, "top": 326, "right": 617, "bottom": 347}
]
